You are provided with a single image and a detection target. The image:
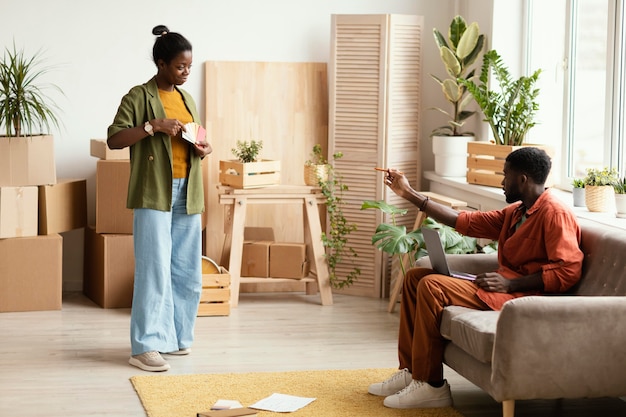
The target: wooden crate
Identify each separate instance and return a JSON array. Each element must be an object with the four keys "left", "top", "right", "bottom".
[
  {"left": 466, "top": 142, "right": 553, "bottom": 188},
  {"left": 219, "top": 159, "right": 280, "bottom": 189},
  {"left": 198, "top": 267, "right": 231, "bottom": 316}
]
